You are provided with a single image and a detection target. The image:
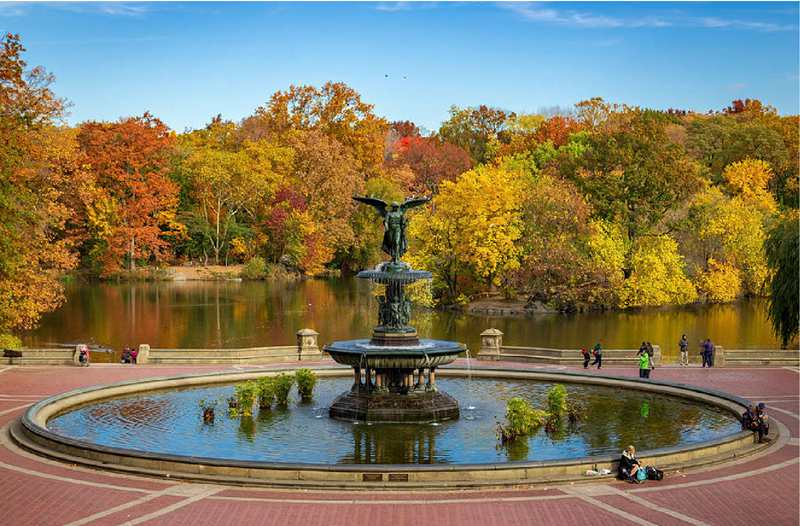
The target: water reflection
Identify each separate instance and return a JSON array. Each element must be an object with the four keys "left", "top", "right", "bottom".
[
  {"left": 25, "top": 279, "right": 780, "bottom": 363},
  {"left": 342, "top": 424, "right": 439, "bottom": 464}
]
